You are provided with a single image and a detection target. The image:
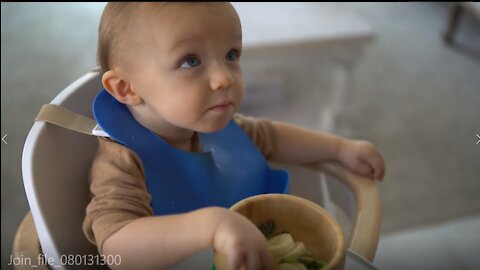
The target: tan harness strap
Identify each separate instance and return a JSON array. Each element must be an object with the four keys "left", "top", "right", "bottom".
[{"left": 35, "top": 104, "right": 97, "bottom": 135}]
